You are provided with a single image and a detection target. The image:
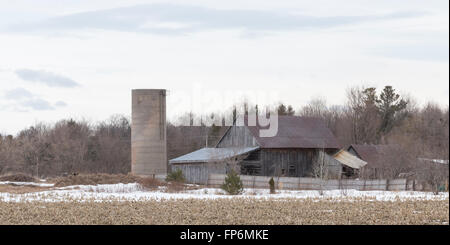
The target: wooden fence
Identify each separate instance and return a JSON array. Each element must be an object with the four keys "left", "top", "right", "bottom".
[{"left": 207, "top": 174, "right": 414, "bottom": 191}]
